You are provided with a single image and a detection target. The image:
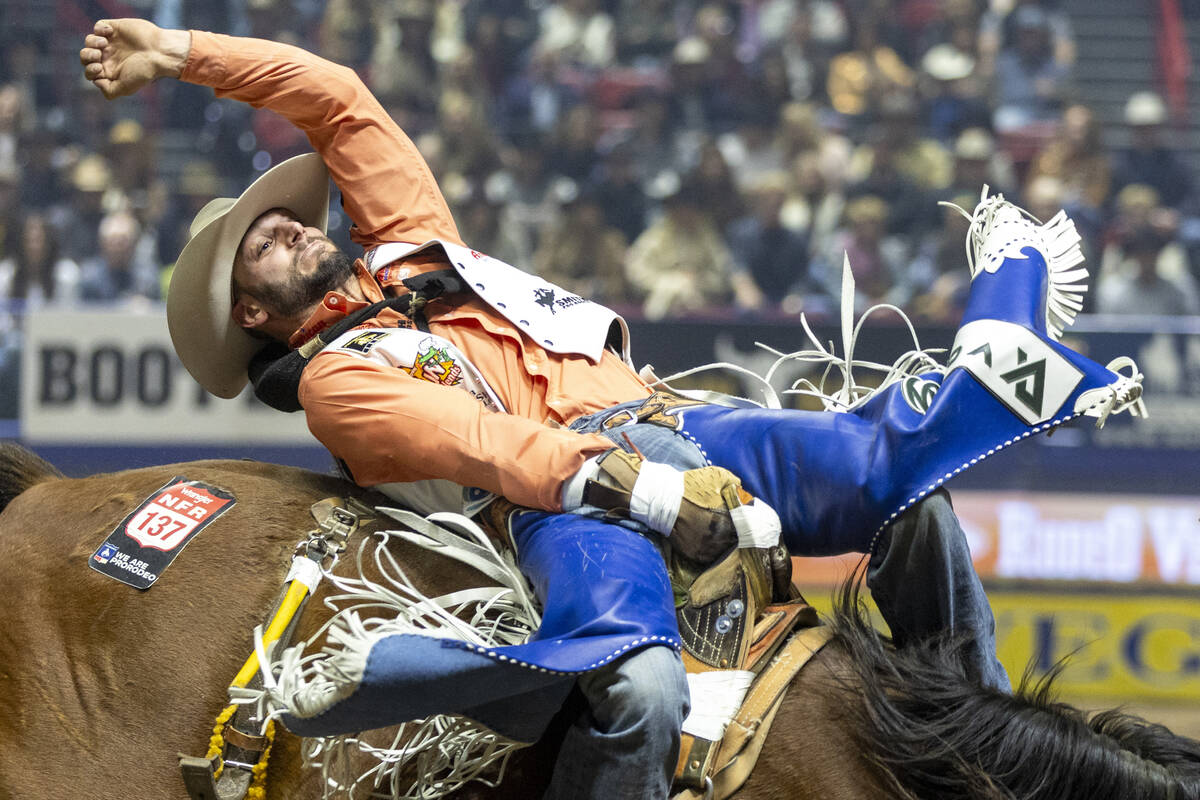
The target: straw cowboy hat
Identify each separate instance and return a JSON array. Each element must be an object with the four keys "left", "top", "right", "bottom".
[{"left": 167, "top": 152, "right": 329, "bottom": 398}]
